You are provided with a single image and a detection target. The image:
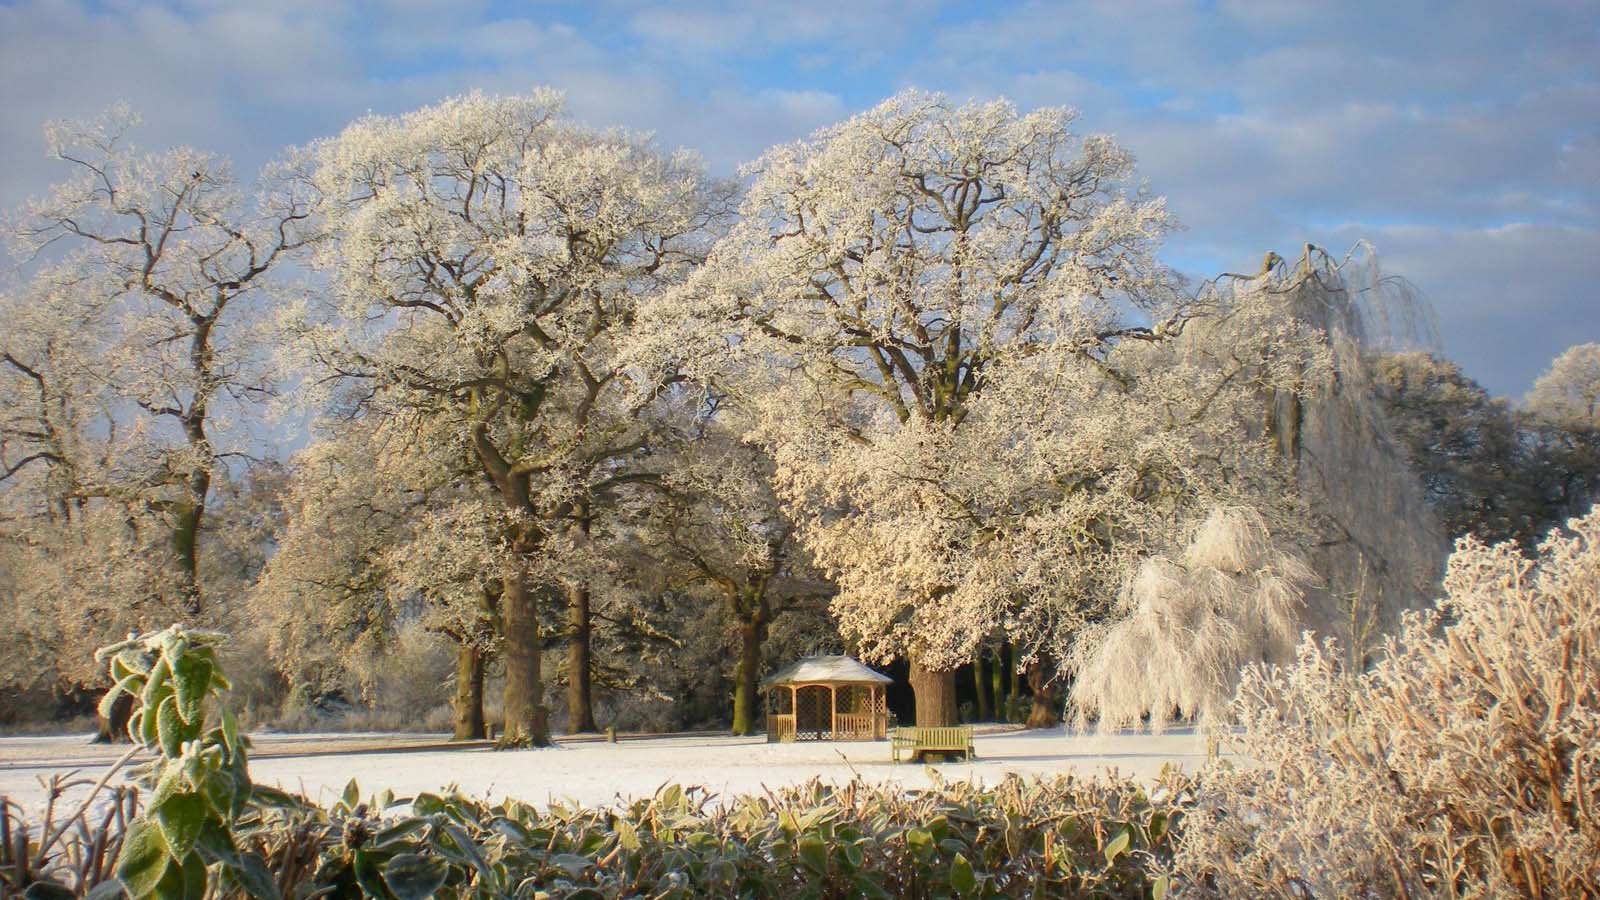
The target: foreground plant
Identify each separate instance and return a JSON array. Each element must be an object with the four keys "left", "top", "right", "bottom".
[
  {"left": 95, "top": 626, "right": 288, "bottom": 898},
  {"left": 1177, "top": 508, "right": 1600, "bottom": 898}
]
